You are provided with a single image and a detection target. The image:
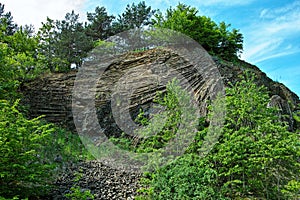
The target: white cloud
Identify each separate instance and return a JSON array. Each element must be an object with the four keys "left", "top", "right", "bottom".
[
  {"left": 1, "top": 0, "right": 87, "bottom": 31},
  {"left": 249, "top": 49, "right": 298, "bottom": 64},
  {"left": 259, "top": 9, "right": 268, "bottom": 18},
  {"left": 242, "top": 39, "right": 282, "bottom": 61},
  {"left": 242, "top": 0, "right": 300, "bottom": 63}
]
